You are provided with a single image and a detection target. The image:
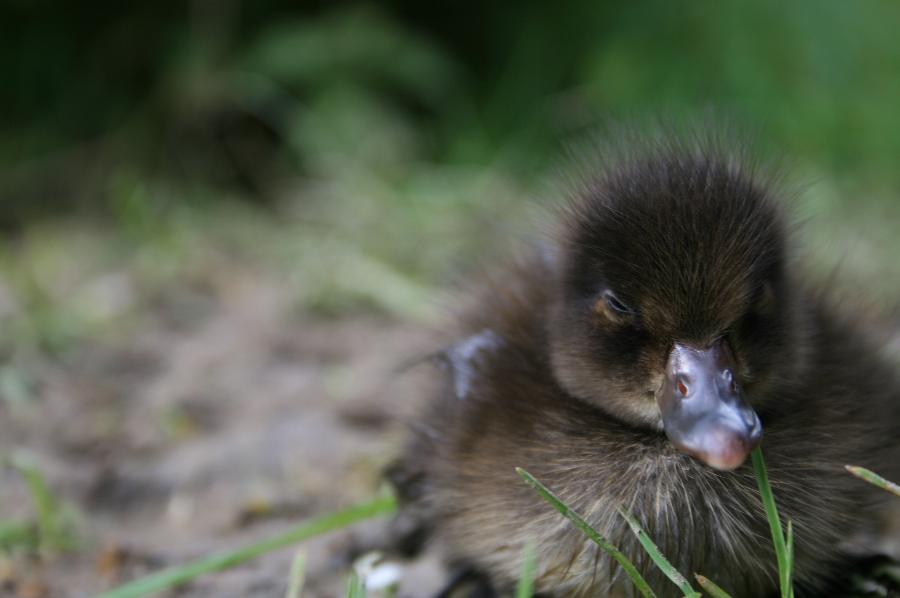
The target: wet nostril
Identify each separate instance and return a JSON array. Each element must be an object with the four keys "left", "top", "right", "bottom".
[{"left": 676, "top": 378, "right": 689, "bottom": 396}]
